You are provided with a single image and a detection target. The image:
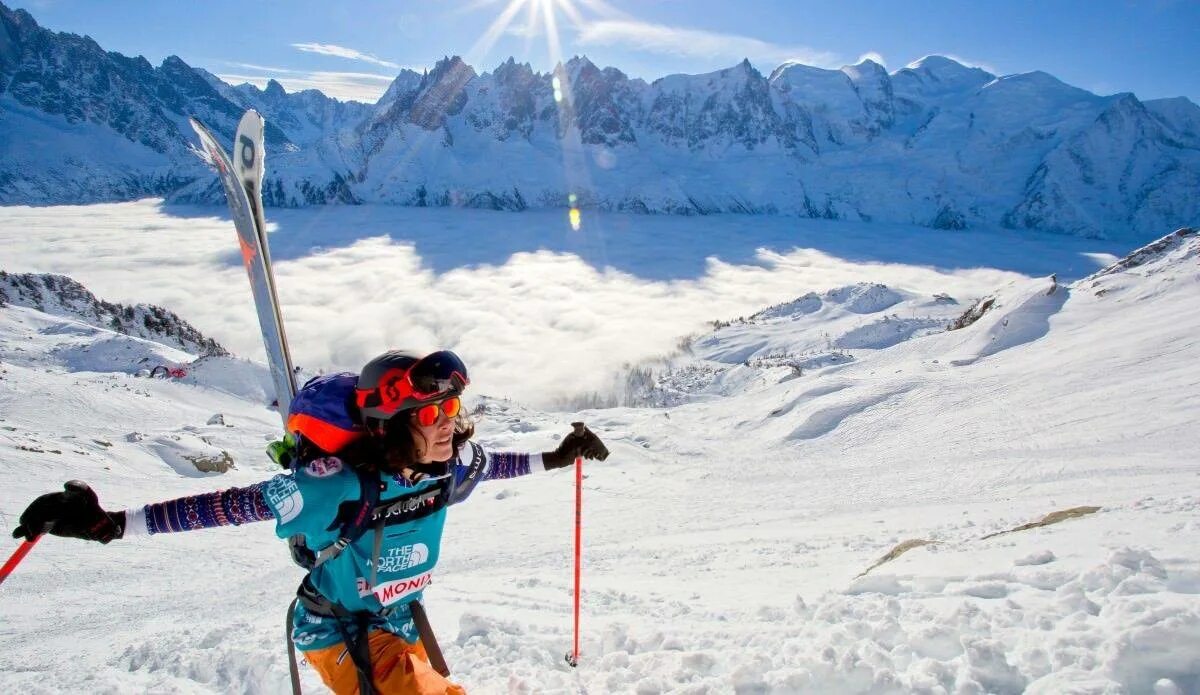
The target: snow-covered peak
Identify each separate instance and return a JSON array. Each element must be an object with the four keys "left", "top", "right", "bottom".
[
  {"left": 0, "top": 271, "right": 227, "bottom": 356},
  {"left": 563, "top": 54, "right": 598, "bottom": 79},
  {"left": 1144, "top": 96, "right": 1200, "bottom": 142},
  {"left": 891, "top": 55, "right": 994, "bottom": 99},
  {"left": 263, "top": 78, "right": 287, "bottom": 99},
  {"left": 980, "top": 70, "right": 1099, "bottom": 104},
  {"left": 377, "top": 68, "right": 423, "bottom": 106},
  {"left": 769, "top": 61, "right": 851, "bottom": 95},
  {"left": 652, "top": 58, "right": 763, "bottom": 95},
  {"left": 843, "top": 57, "right": 887, "bottom": 80},
  {"left": 901, "top": 55, "right": 994, "bottom": 80},
  {"left": 408, "top": 55, "right": 476, "bottom": 130}
]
